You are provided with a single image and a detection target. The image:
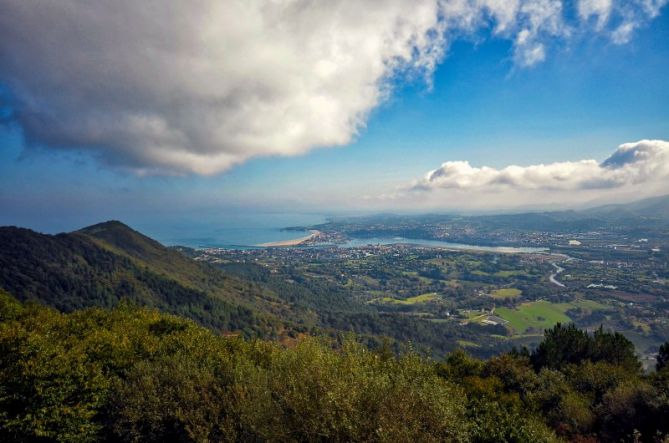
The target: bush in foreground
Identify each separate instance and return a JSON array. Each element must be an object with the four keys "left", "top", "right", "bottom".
[{"left": 1, "top": 291, "right": 667, "bottom": 442}]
